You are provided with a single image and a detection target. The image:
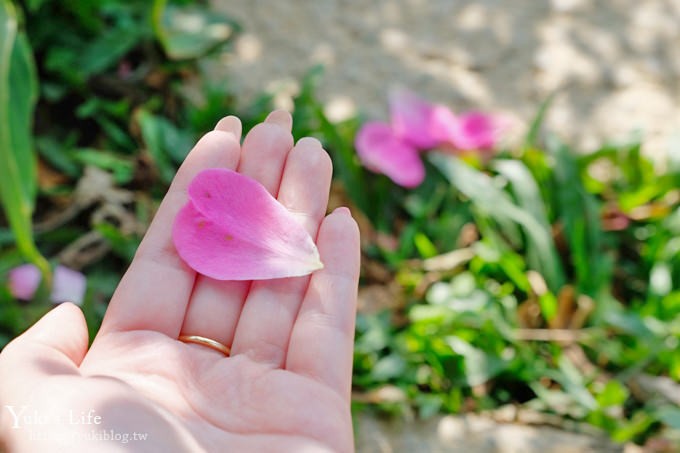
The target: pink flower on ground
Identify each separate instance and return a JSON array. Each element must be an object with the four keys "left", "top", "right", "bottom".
[
  {"left": 8, "top": 264, "right": 40, "bottom": 300},
  {"left": 8, "top": 264, "right": 87, "bottom": 305},
  {"left": 437, "top": 111, "right": 498, "bottom": 151},
  {"left": 51, "top": 266, "right": 88, "bottom": 304},
  {"left": 355, "top": 89, "right": 505, "bottom": 187},
  {"left": 355, "top": 122, "right": 424, "bottom": 188},
  {"left": 389, "top": 88, "right": 441, "bottom": 149},
  {"left": 173, "top": 168, "right": 324, "bottom": 281}
]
